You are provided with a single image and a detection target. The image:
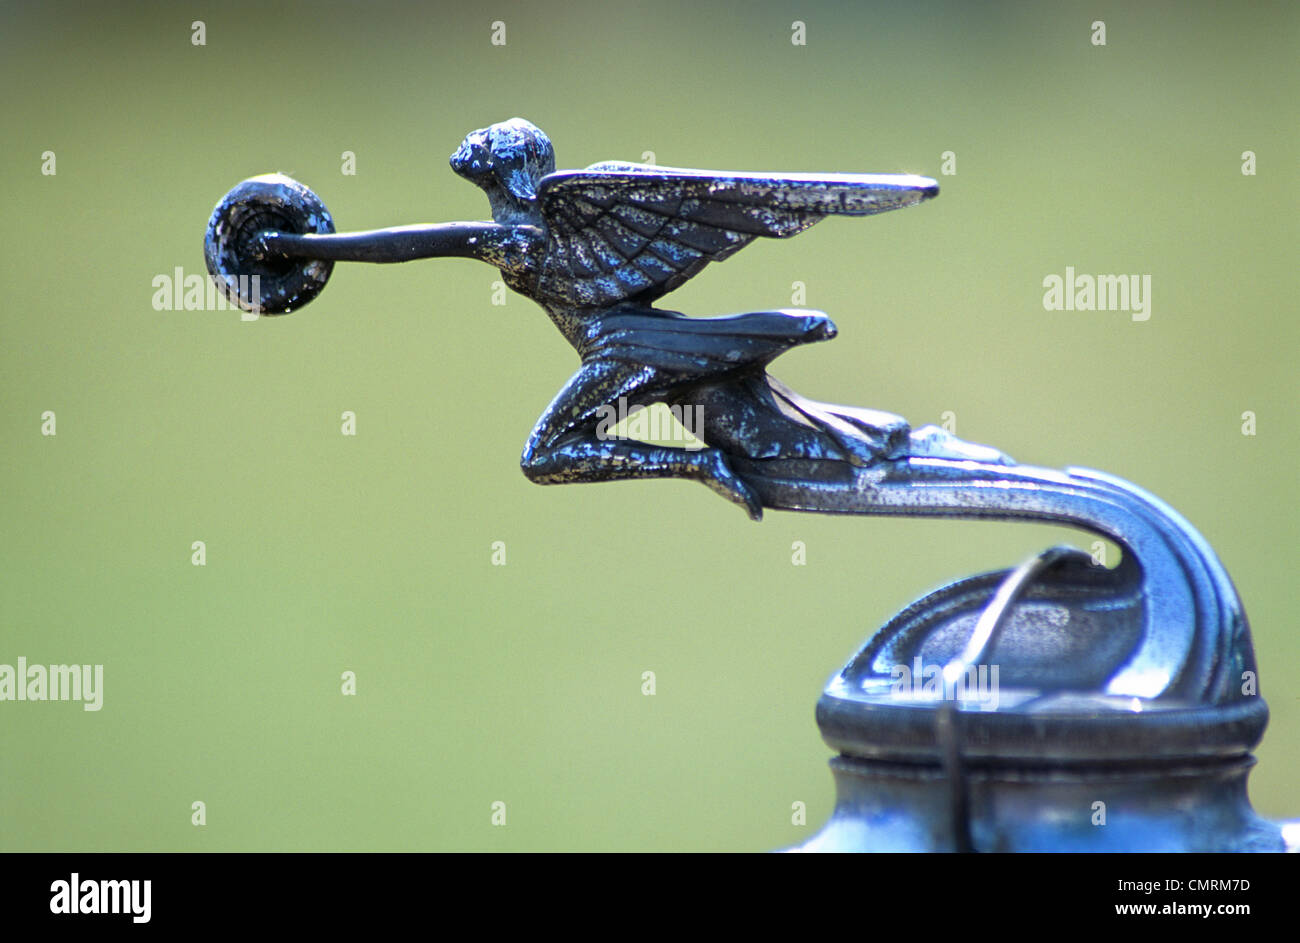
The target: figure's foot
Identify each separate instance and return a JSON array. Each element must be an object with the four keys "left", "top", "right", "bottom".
[
  {"left": 698, "top": 449, "right": 763, "bottom": 521},
  {"left": 907, "top": 424, "right": 1015, "bottom": 465}
]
